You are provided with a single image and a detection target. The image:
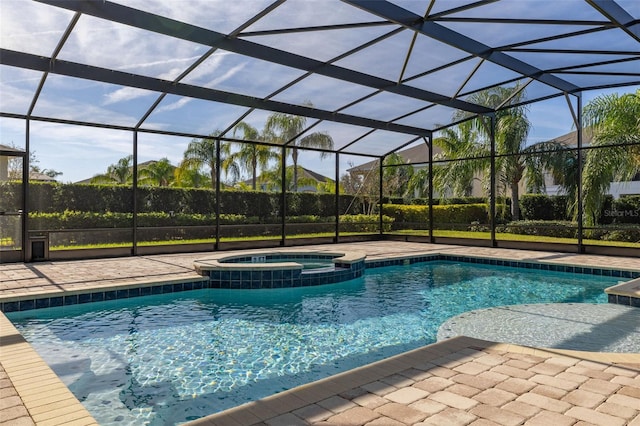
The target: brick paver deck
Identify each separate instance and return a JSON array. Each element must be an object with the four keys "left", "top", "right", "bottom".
[{"left": 1, "top": 242, "right": 639, "bottom": 425}]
